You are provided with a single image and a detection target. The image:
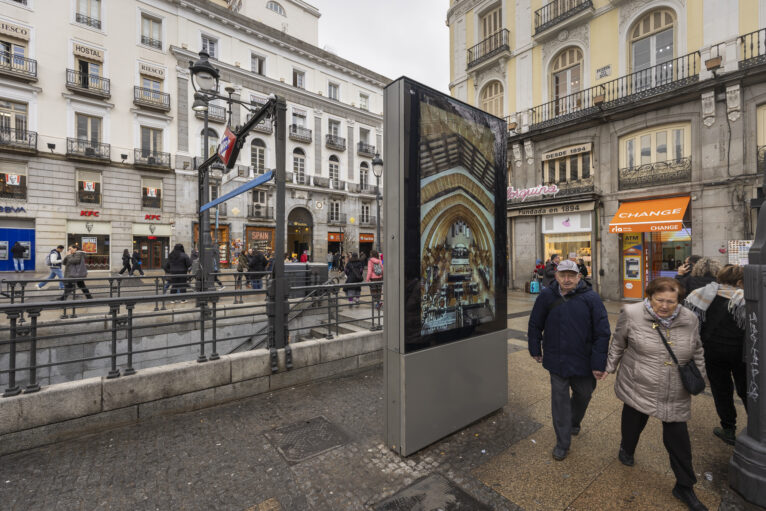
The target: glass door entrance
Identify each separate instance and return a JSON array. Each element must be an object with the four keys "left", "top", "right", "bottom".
[{"left": 133, "top": 236, "right": 169, "bottom": 270}]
